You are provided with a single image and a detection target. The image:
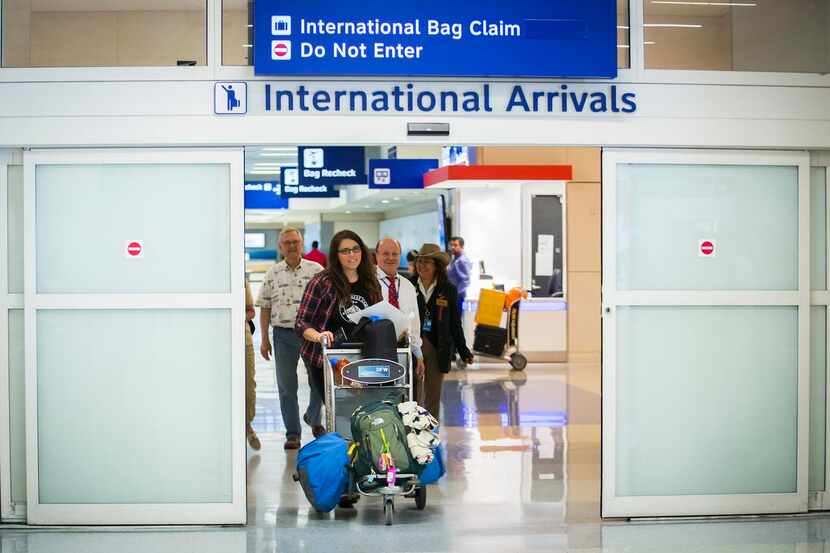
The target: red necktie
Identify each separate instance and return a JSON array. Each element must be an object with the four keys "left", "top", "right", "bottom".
[{"left": 388, "top": 277, "right": 399, "bottom": 308}]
